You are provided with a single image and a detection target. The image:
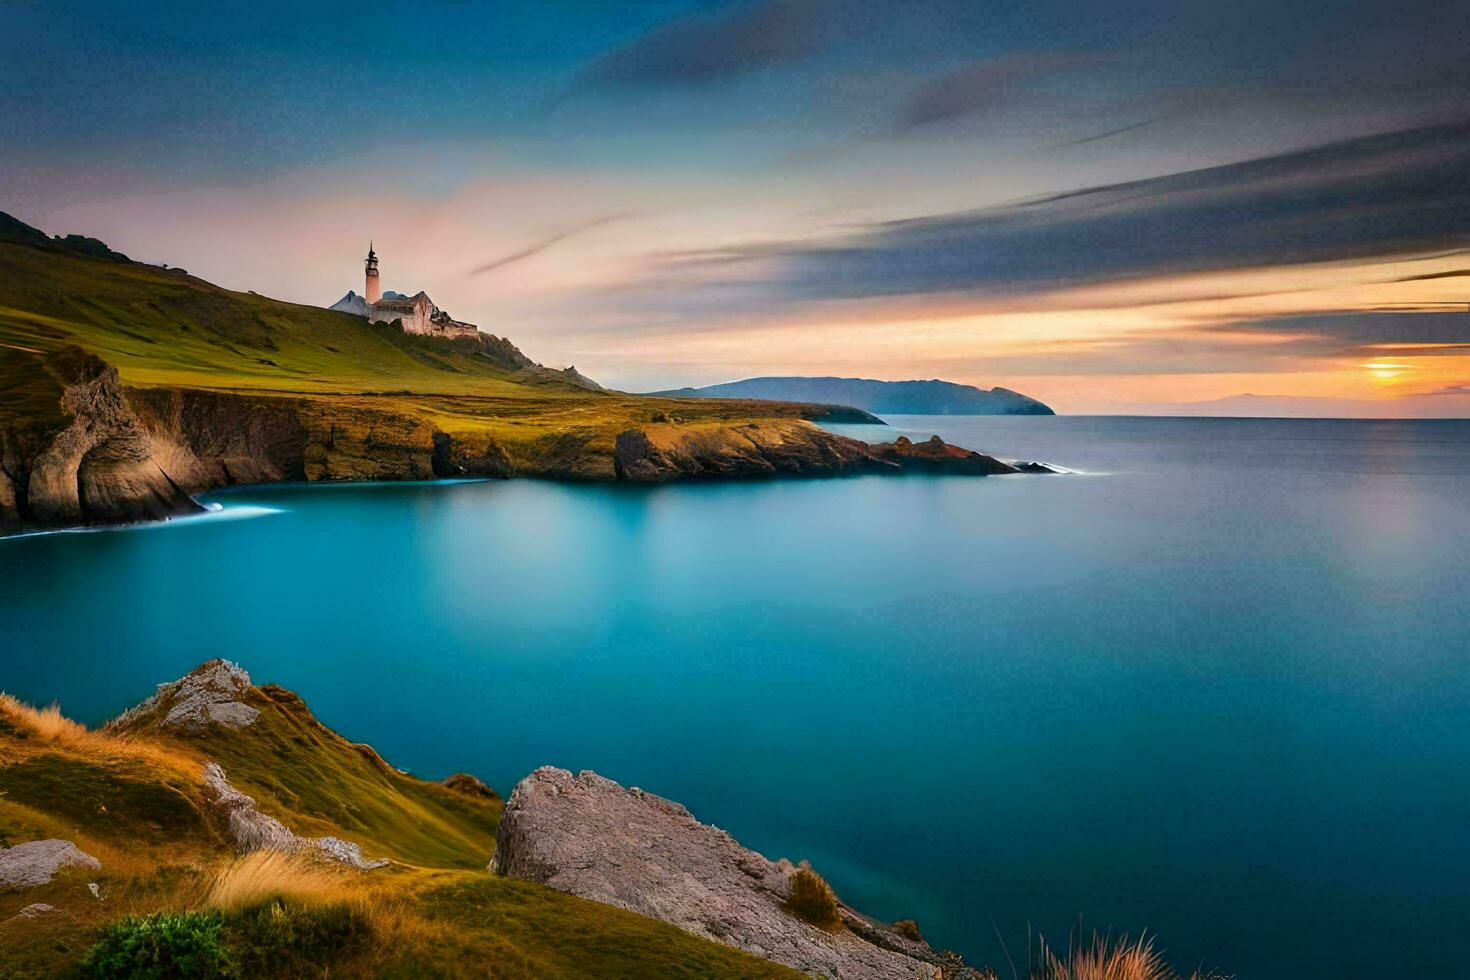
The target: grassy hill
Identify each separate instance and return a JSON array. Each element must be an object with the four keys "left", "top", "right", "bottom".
[
  {"left": 0, "top": 666, "right": 797, "bottom": 978},
  {"left": 0, "top": 226, "right": 559, "bottom": 399},
  {"left": 0, "top": 220, "right": 856, "bottom": 453},
  {"left": 0, "top": 213, "right": 889, "bottom": 531}
]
